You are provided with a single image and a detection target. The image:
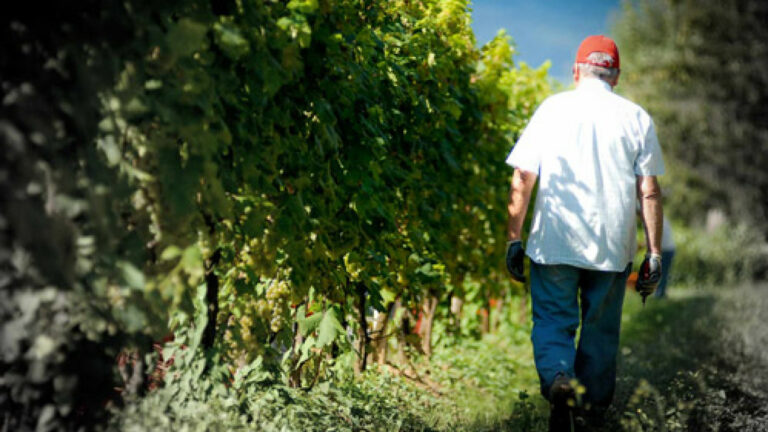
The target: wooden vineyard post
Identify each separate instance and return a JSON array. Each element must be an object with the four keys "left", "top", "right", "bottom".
[
  {"left": 371, "top": 302, "right": 393, "bottom": 365},
  {"left": 418, "top": 295, "right": 439, "bottom": 358}
]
